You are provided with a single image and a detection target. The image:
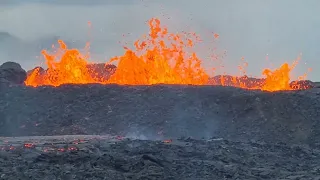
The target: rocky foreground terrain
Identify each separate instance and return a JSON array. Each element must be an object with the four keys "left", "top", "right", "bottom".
[
  {"left": 1, "top": 135, "right": 320, "bottom": 180},
  {"left": 1, "top": 61, "right": 320, "bottom": 179},
  {"left": 1, "top": 84, "right": 320, "bottom": 145}
]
